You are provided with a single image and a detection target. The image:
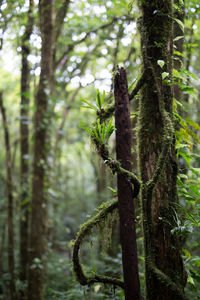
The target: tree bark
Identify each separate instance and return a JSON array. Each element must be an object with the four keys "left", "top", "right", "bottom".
[
  {"left": 0, "top": 93, "right": 16, "bottom": 300},
  {"left": 114, "top": 67, "right": 141, "bottom": 300},
  {"left": 0, "top": 219, "right": 6, "bottom": 276},
  {"left": 138, "top": 1, "right": 186, "bottom": 299},
  {"left": 173, "top": 0, "right": 184, "bottom": 102},
  {"left": 20, "top": 0, "right": 34, "bottom": 292},
  {"left": 28, "top": 1, "right": 53, "bottom": 299}
]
